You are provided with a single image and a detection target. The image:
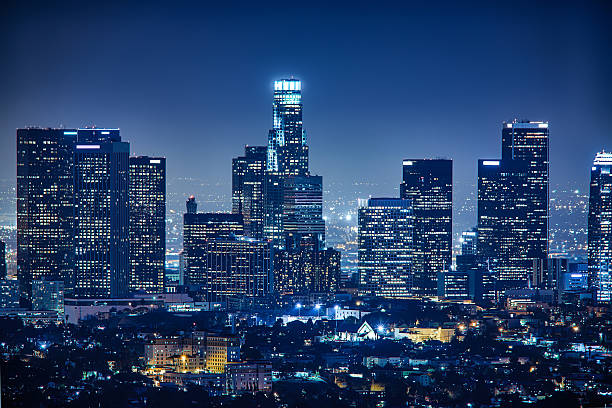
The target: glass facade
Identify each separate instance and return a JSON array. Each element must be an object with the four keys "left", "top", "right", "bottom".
[
  {"left": 358, "top": 198, "right": 414, "bottom": 299},
  {"left": 232, "top": 146, "right": 267, "bottom": 239},
  {"left": 129, "top": 156, "right": 166, "bottom": 294},
  {"left": 73, "top": 129, "right": 130, "bottom": 298},
  {"left": 17, "top": 128, "right": 76, "bottom": 304},
  {"left": 587, "top": 152, "right": 612, "bottom": 302},
  {"left": 400, "top": 159, "right": 452, "bottom": 296}
]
